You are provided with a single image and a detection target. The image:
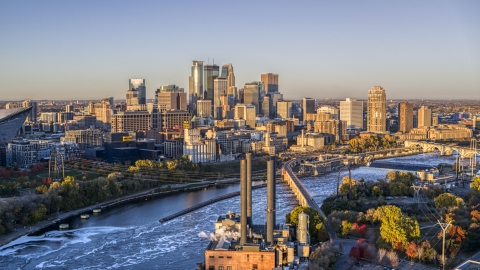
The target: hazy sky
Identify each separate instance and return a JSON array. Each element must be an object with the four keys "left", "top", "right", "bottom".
[{"left": 1, "top": 1, "right": 479, "bottom": 101}]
